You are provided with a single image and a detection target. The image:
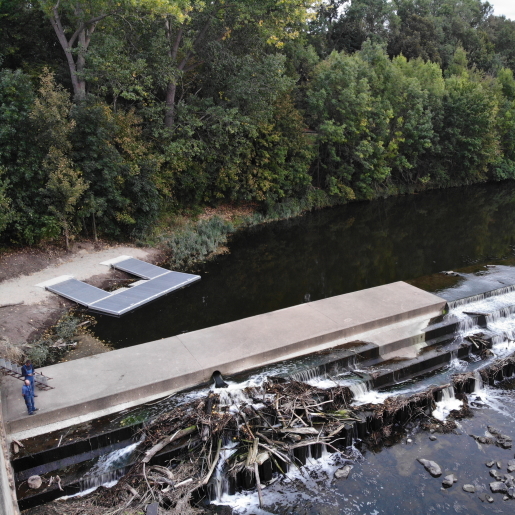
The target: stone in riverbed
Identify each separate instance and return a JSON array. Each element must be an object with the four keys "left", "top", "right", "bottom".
[
  {"left": 334, "top": 465, "right": 353, "bottom": 480},
  {"left": 486, "top": 460, "right": 495, "bottom": 468},
  {"left": 487, "top": 495, "right": 495, "bottom": 503},
  {"left": 507, "top": 459, "right": 515, "bottom": 473},
  {"left": 27, "top": 476, "right": 42, "bottom": 489},
  {"left": 417, "top": 458, "right": 442, "bottom": 477},
  {"left": 490, "top": 469, "right": 502, "bottom": 480},
  {"left": 442, "top": 474, "right": 457, "bottom": 488},
  {"left": 497, "top": 461, "right": 502, "bottom": 469},
  {"left": 429, "top": 435, "right": 437, "bottom": 441},
  {"left": 463, "top": 484, "right": 475, "bottom": 493},
  {"left": 490, "top": 481, "right": 508, "bottom": 494}
]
